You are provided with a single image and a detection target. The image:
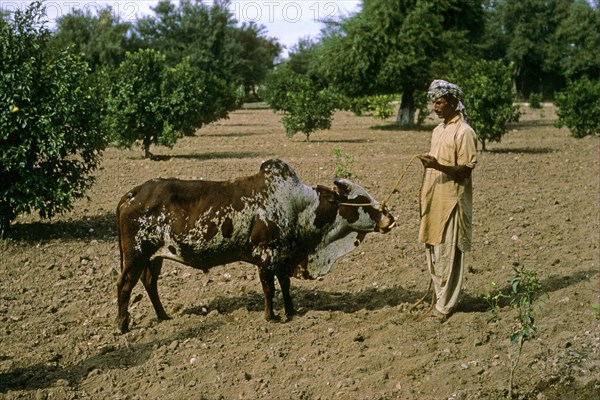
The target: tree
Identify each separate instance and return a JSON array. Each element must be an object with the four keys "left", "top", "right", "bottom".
[
  {"left": 105, "top": 49, "right": 214, "bottom": 158},
  {"left": 554, "top": 76, "right": 600, "bottom": 138},
  {"left": 314, "top": 0, "right": 484, "bottom": 126},
  {"left": 449, "top": 60, "right": 520, "bottom": 151},
  {"left": 234, "top": 22, "right": 281, "bottom": 101},
  {"left": 52, "top": 7, "right": 133, "bottom": 71},
  {"left": 475, "top": 0, "right": 600, "bottom": 99},
  {"left": 545, "top": 0, "right": 600, "bottom": 81},
  {"left": 264, "top": 67, "right": 337, "bottom": 141},
  {"left": 0, "top": 2, "right": 107, "bottom": 236},
  {"left": 490, "top": 0, "right": 599, "bottom": 99},
  {"left": 133, "top": 0, "right": 243, "bottom": 114}
]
